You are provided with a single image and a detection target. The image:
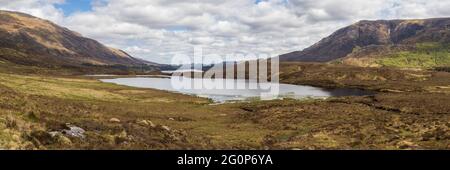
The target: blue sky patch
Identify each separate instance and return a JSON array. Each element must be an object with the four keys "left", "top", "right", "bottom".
[{"left": 56, "top": 0, "right": 92, "bottom": 15}]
